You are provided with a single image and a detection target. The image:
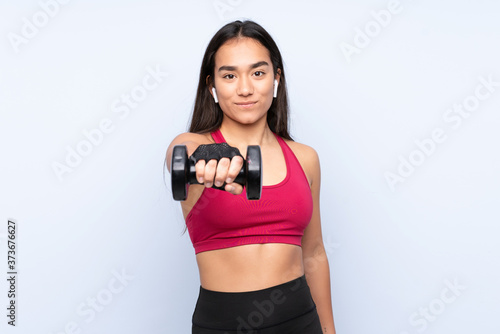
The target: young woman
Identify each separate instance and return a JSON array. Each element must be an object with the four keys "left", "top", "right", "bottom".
[{"left": 166, "top": 20, "right": 336, "bottom": 334}]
